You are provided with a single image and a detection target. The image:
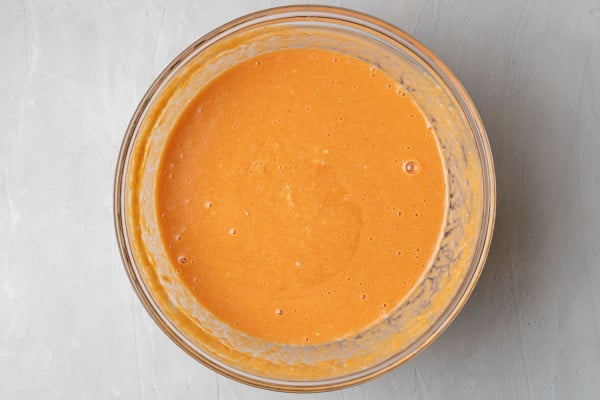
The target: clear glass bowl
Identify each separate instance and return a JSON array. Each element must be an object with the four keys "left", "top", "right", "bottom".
[{"left": 114, "top": 5, "right": 495, "bottom": 392}]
